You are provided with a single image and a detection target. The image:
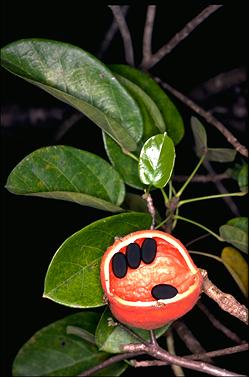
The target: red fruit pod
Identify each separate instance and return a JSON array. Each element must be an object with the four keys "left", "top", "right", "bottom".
[{"left": 100, "top": 230, "right": 203, "bottom": 330}]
